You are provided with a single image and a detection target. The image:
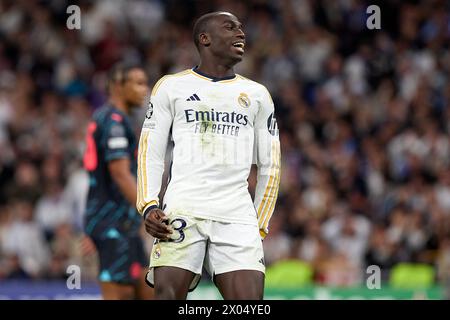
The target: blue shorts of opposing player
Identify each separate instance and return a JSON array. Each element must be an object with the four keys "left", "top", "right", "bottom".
[{"left": 92, "top": 231, "right": 147, "bottom": 284}]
